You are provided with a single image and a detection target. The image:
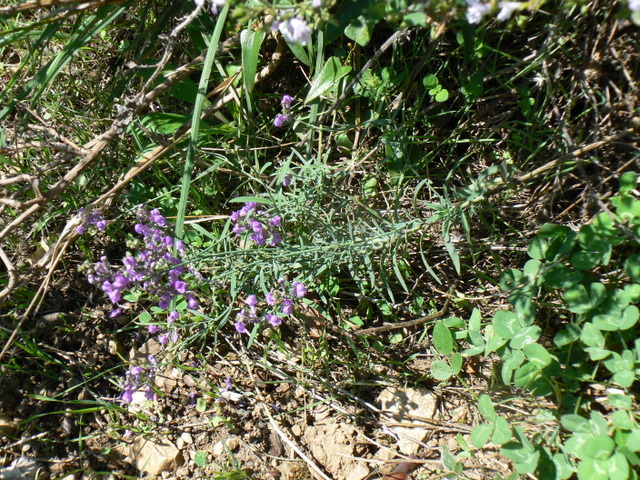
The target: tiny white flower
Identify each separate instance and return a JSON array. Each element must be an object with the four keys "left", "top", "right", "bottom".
[
  {"left": 312, "top": 0, "right": 323, "bottom": 6},
  {"left": 210, "top": 0, "right": 225, "bottom": 14},
  {"left": 466, "top": 0, "right": 492, "bottom": 24},
  {"left": 497, "top": 1, "right": 522, "bottom": 21},
  {"left": 629, "top": 0, "right": 640, "bottom": 11},
  {"left": 279, "top": 16, "right": 312, "bottom": 45},
  {"left": 193, "top": 0, "right": 205, "bottom": 7}
]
